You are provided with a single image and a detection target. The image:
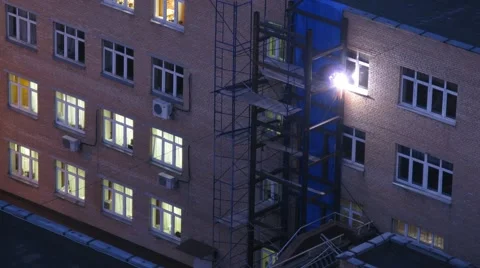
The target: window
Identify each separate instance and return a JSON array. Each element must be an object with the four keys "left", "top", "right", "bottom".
[
  {"left": 6, "top": 5, "right": 37, "bottom": 46},
  {"left": 151, "top": 198, "right": 182, "bottom": 240},
  {"left": 103, "top": 40, "right": 134, "bottom": 82},
  {"left": 400, "top": 67, "right": 458, "bottom": 121},
  {"left": 103, "top": 0, "right": 134, "bottom": 10},
  {"left": 55, "top": 92, "right": 86, "bottom": 132},
  {"left": 154, "top": 0, "right": 185, "bottom": 28},
  {"left": 340, "top": 199, "right": 363, "bottom": 227},
  {"left": 261, "top": 179, "right": 281, "bottom": 203},
  {"left": 152, "top": 58, "right": 184, "bottom": 100},
  {"left": 151, "top": 128, "right": 183, "bottom": 170},
  {"left": 261, "top": 248, "right": 276, "bottom": 268},
  {"left": 343, "top": 126, "right": 365, "bottom": 167},
  {"left": 102, "top": 179, "right": 133, "bottom": 220},
  {"left": 393, "top": 219, "right": 444, "bottom": 249},
  {"left": 103, "top": 110, "right": 134, "bottom": 152},
  {"left": 54, "top": 23, "right": 85, "bottom": 64},
  {"left": 396, "top": 145, "right": 453, "bottom": 198},
  {"left": 266, "top": 23, "right": 285, "bottom": 62},
  {"left": 8, "top": 74, "right": 38, "bottom": 115},
  {"left": 261, "top": 110, "right": 282, "bottom": 136},
  {"left": 56, "top": 161, "right": 85, "bottom": 201},
  {"left": 346, "top": 50, "right": 369, "bottom": 92},
  {"left": 9, "top": 142, "right": 39, "bottom": 183}
]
